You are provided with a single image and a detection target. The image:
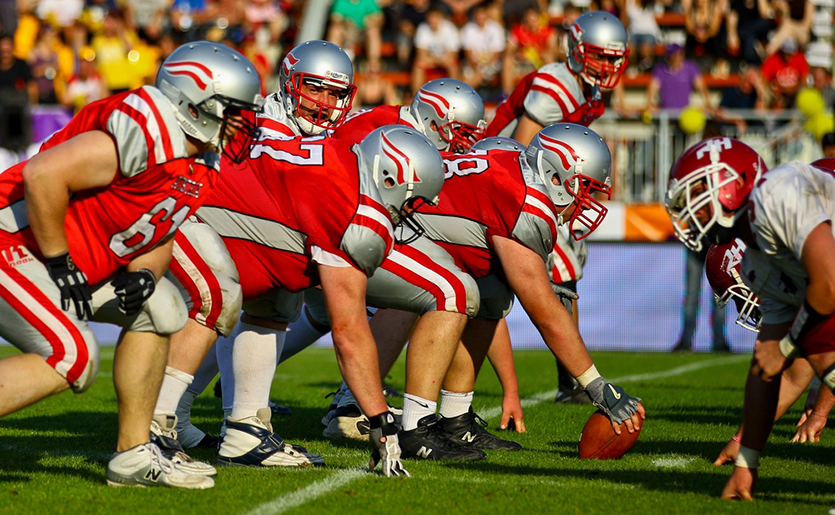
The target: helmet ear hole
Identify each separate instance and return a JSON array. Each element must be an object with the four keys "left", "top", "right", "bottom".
[
  {"left": 384, "top": 177, "right": 395, "bottom": 188},
  {"left": 188, "top": 104, "right": 199, "bottom": 119}
]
